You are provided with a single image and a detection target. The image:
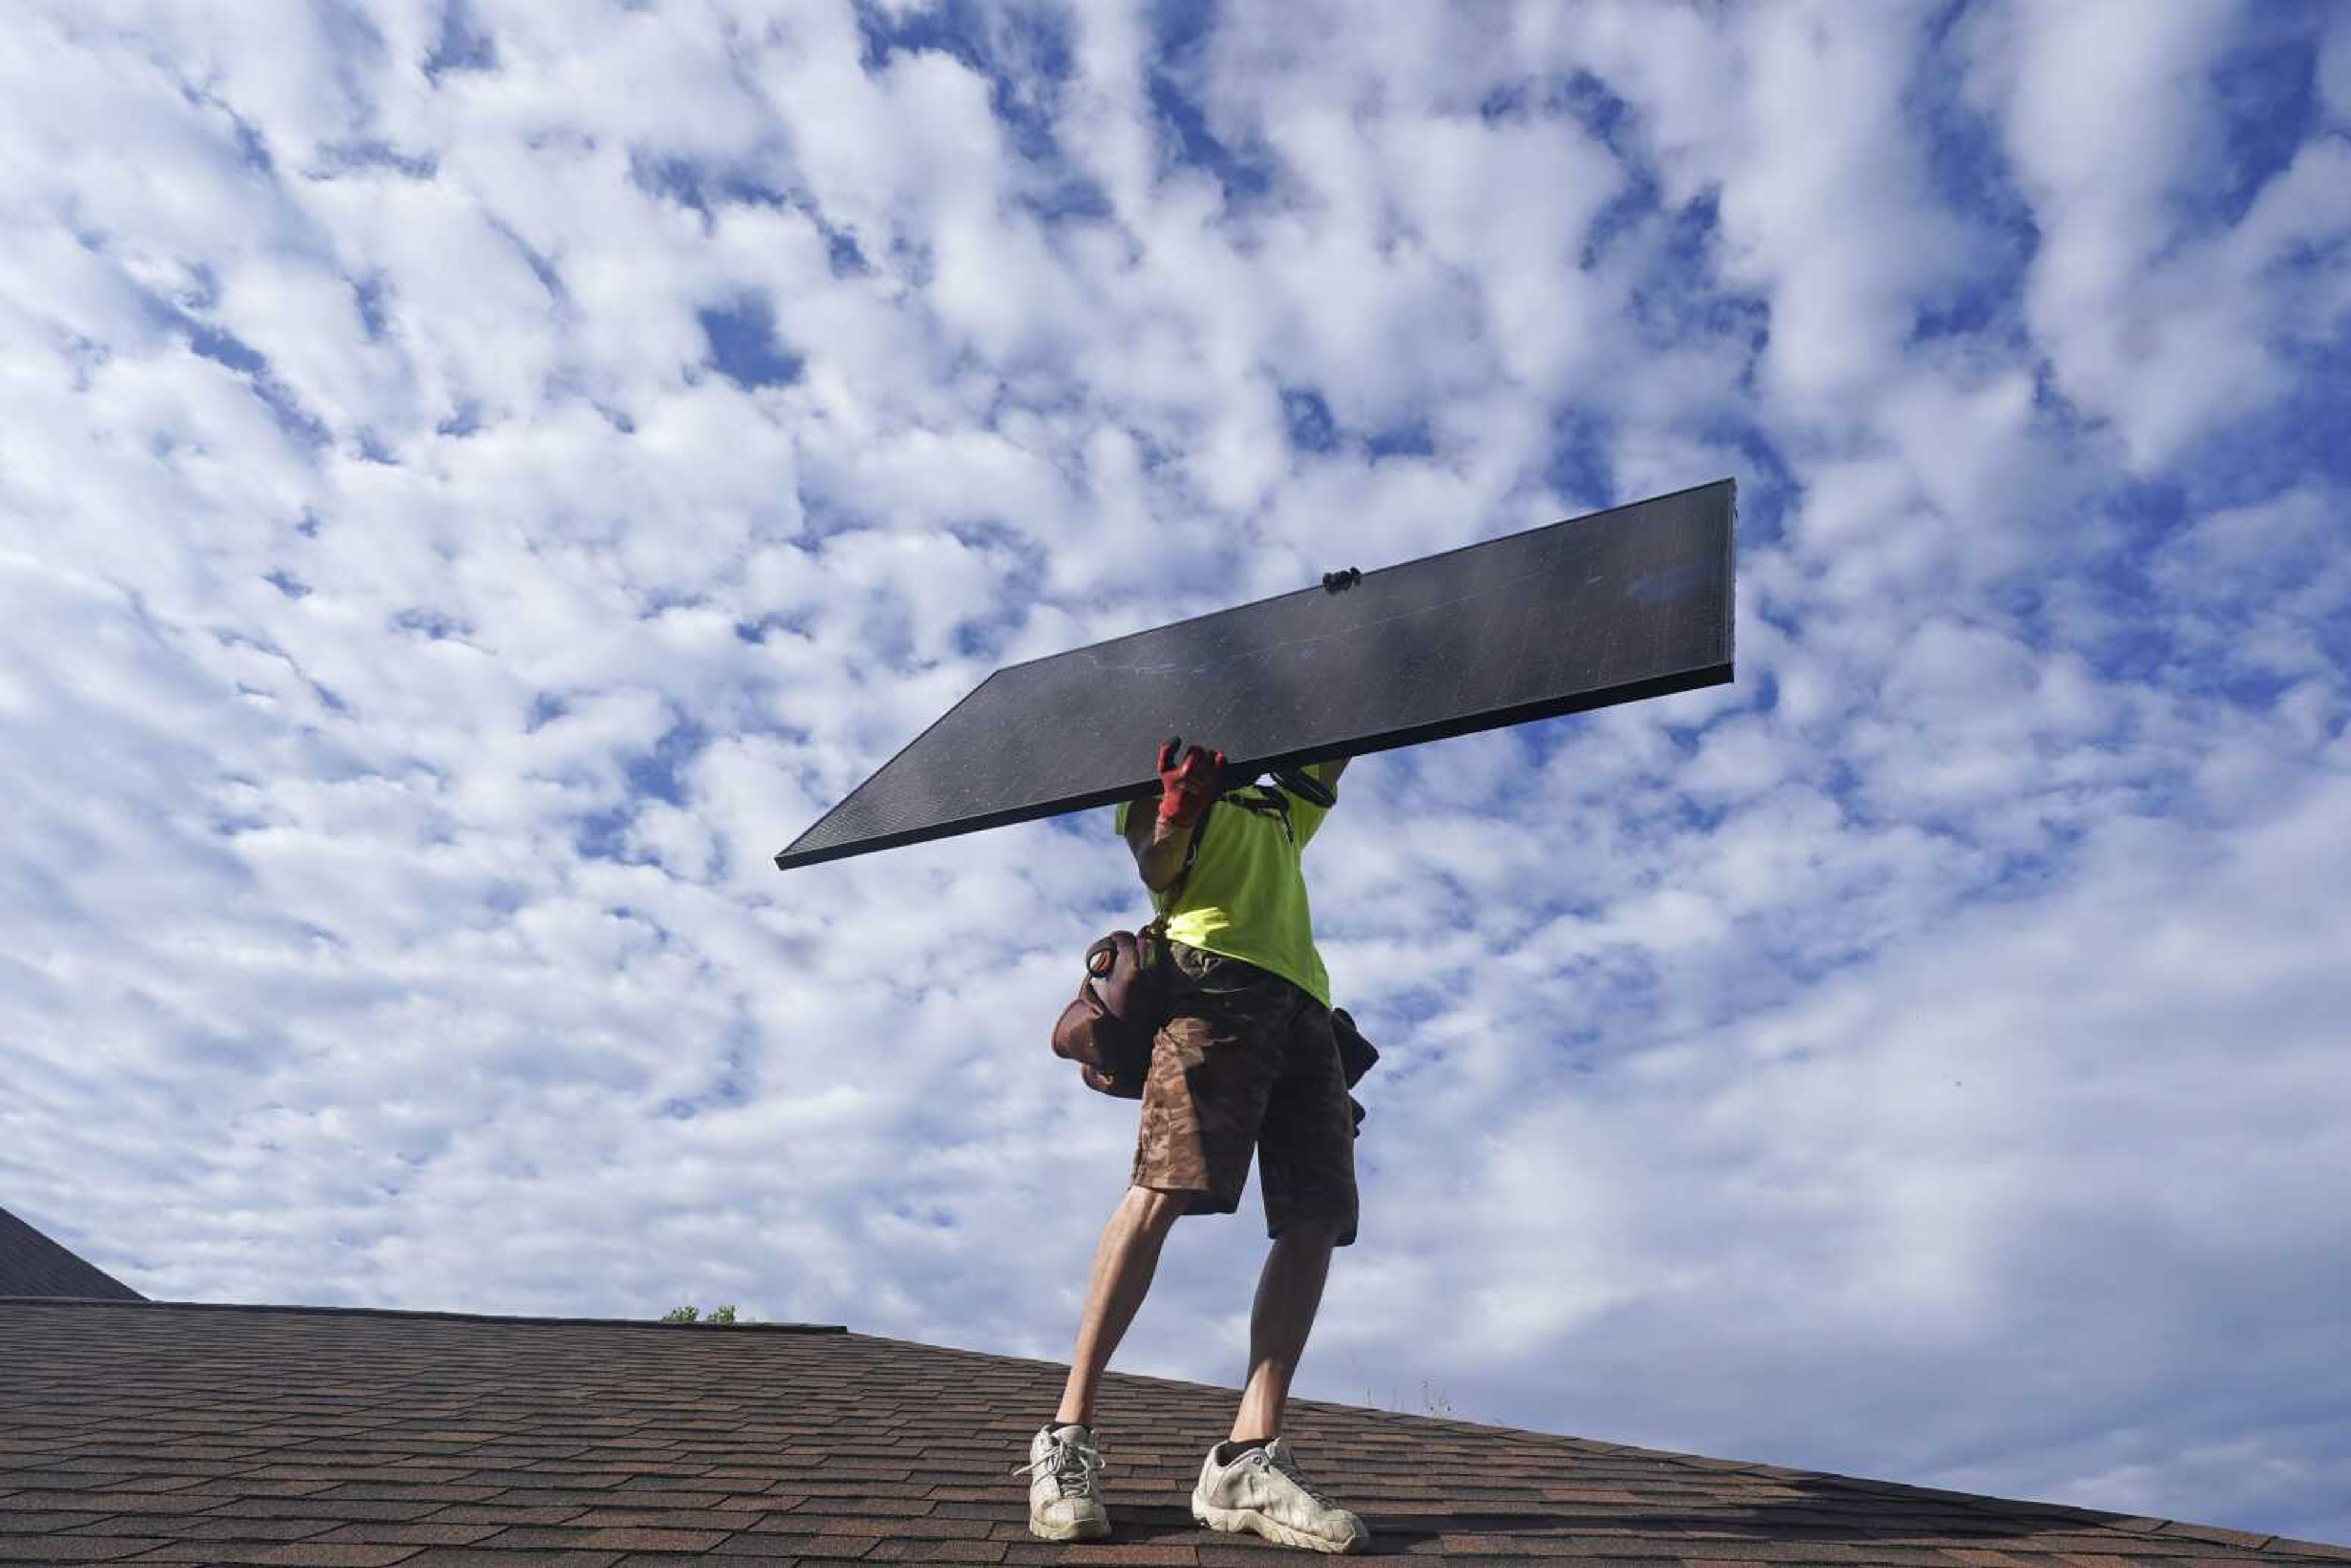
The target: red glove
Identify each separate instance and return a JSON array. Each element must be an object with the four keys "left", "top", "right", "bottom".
[{"left": 1156, "top": 737, "right": 1224, "bottom": 827}]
